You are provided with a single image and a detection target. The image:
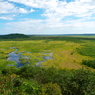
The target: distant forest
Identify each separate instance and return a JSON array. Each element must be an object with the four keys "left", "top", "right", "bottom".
[
  {"left": 0, "top": 33, "right": 29, "bottom": 39},
  {"left": 1, "top": 33, "right": 95, "bottom": 40}
]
